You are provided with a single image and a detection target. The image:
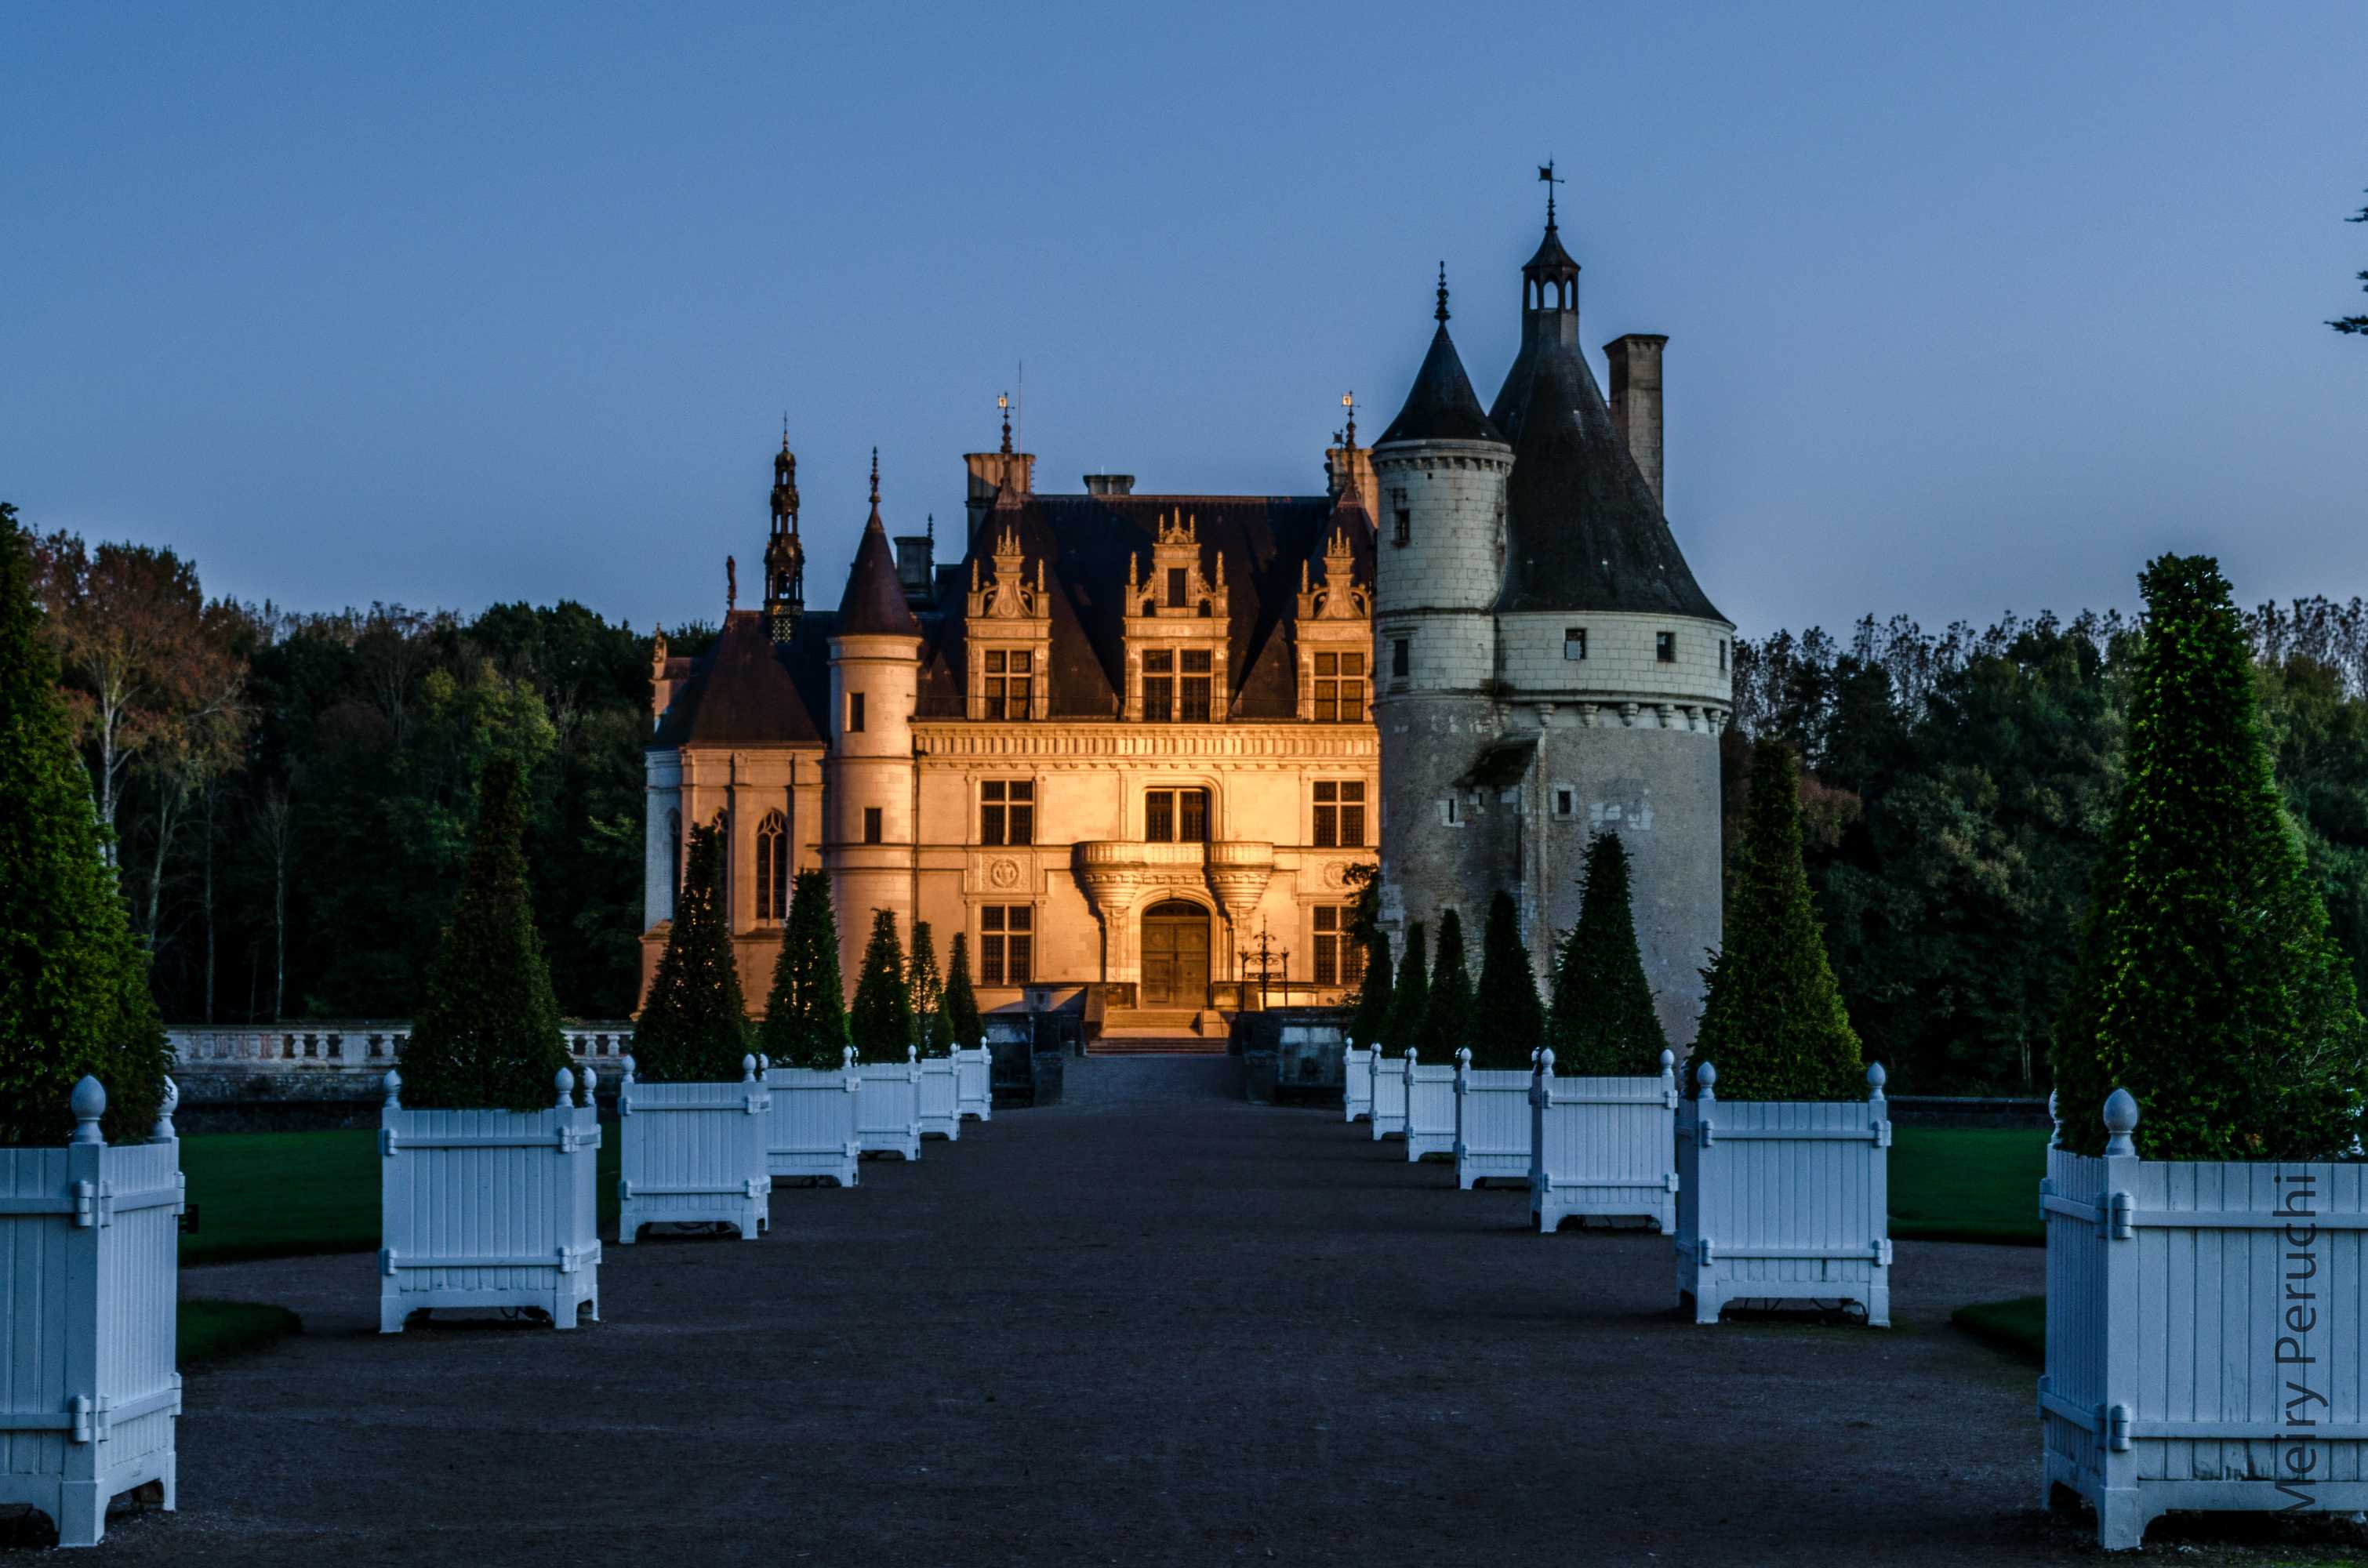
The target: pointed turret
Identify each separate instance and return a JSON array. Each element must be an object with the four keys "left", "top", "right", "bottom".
[
  {"left": 1376, "top": 266, "right": 1504, "bottom": 448},
  {"left": 837, "top": 448, "right": 922, "bottom": 637}
]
